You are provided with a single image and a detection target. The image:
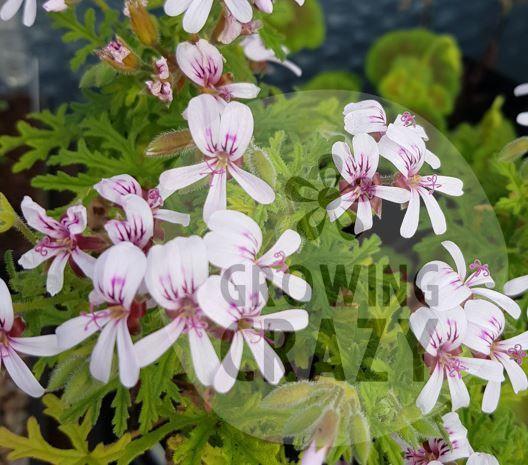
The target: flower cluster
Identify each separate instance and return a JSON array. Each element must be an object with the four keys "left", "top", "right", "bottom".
[
  {"left": 7, "top": 175, "right": 311, "bottom": 392},
  {"left": 412, "top": 240, "right": 527, "bottom": 415},
  {"left": 328, "top": 100, "right": 464, "bottom": 238}
]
